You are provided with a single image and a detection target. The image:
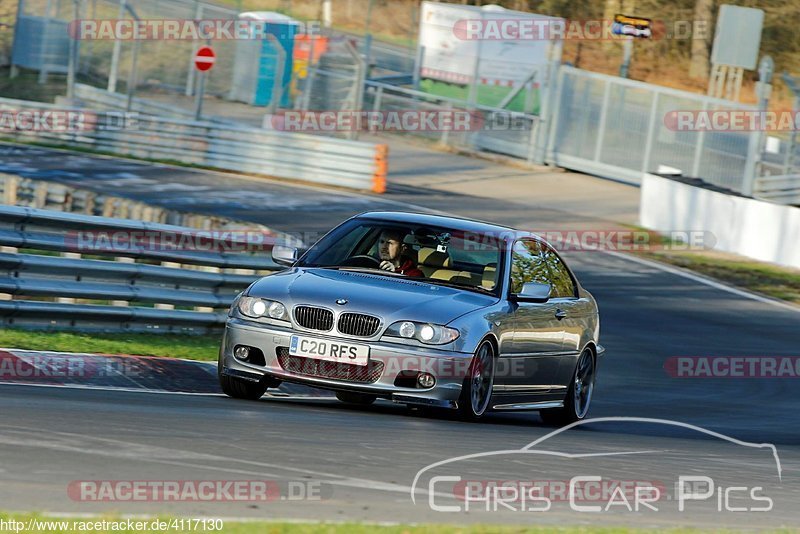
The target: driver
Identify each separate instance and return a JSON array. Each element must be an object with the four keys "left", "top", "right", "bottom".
[{"left": 377, "top": 229, "right": 423, "bottom": 277}]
